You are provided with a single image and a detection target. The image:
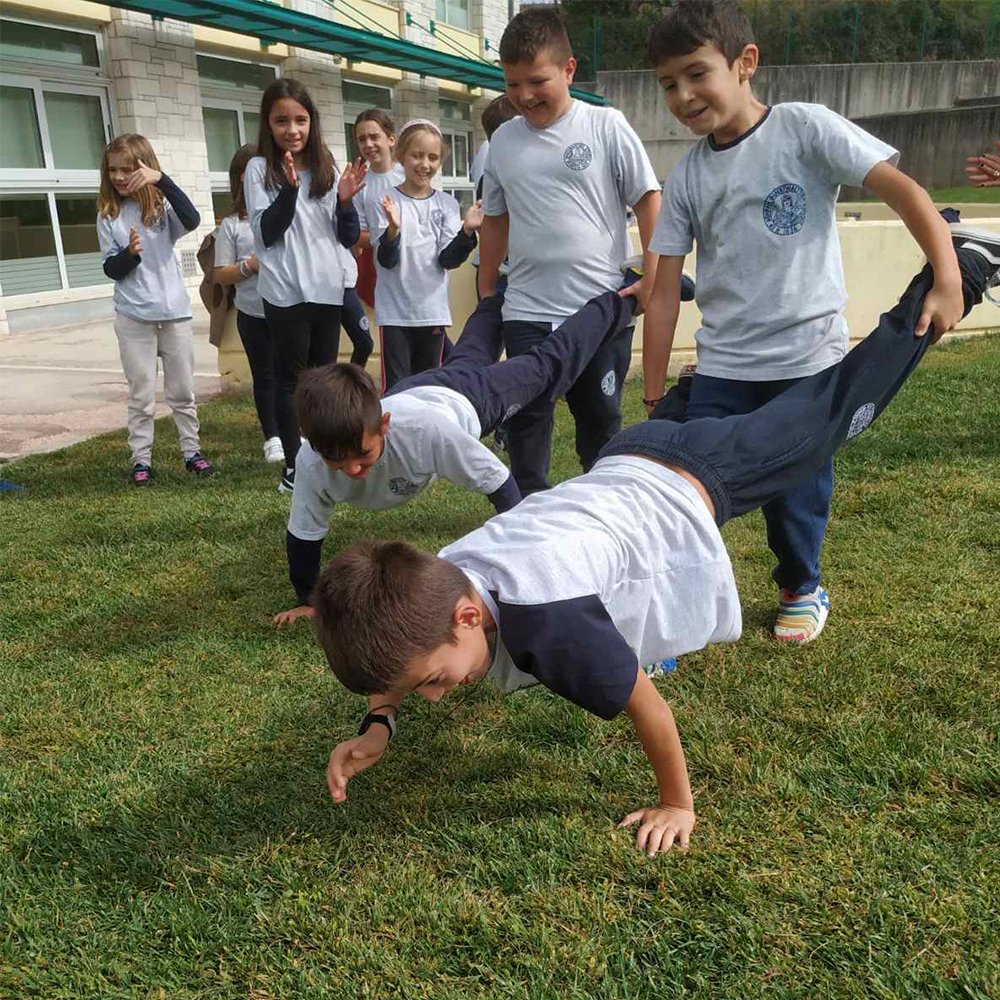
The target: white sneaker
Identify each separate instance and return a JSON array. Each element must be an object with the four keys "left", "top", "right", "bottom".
[{"left": 263, "top": 437, "right": 285, "bottom": 464}]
